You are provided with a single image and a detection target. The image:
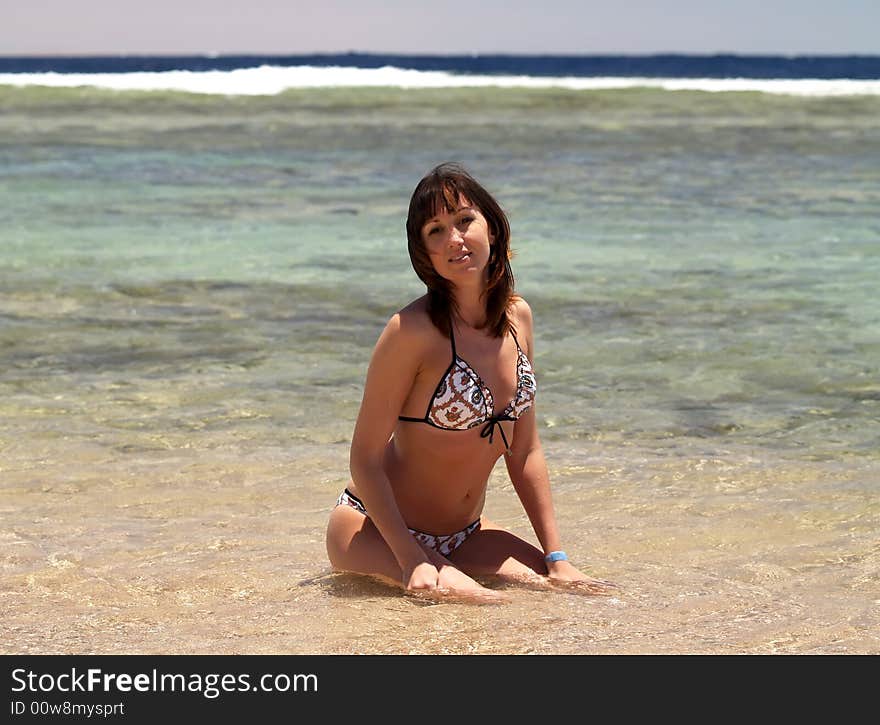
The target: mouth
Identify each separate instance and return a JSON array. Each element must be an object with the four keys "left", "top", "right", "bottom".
[{"left": 449, "top": 252, "right": 471, "bottom": 263}]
